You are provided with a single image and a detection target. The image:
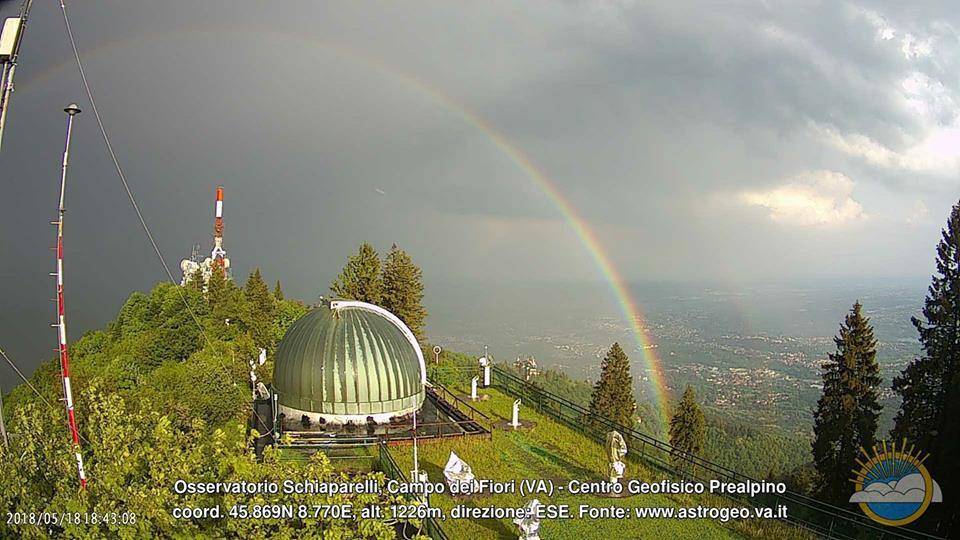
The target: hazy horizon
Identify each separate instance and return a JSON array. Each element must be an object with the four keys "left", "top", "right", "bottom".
[{"left": 1, "top": 274, "right": 931, "bottom": 393}]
